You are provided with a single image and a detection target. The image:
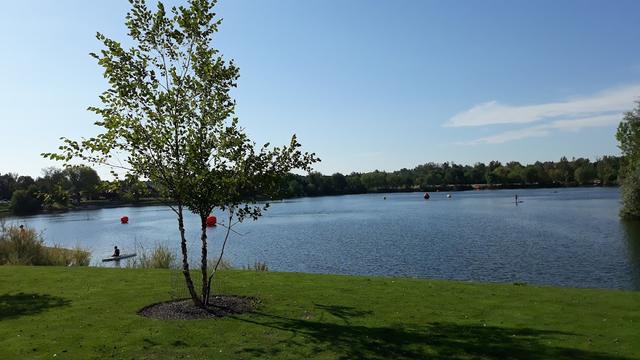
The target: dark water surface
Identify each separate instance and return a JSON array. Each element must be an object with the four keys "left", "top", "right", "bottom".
[{"left": 7, "top": 187, "right": 640, "bottom": 290}]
